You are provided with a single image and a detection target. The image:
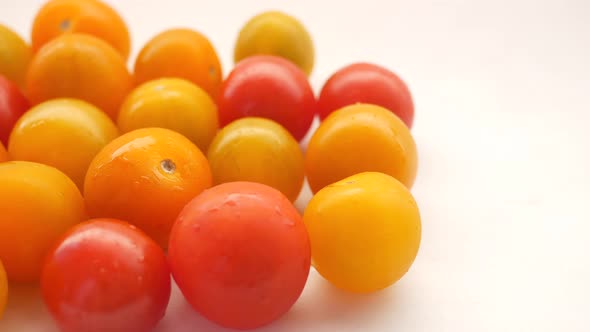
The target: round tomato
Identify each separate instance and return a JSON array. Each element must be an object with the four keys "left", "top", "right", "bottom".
[
  {"left": 218, "top": 55, "right": 316, "bottom": 141},
  {"left": 0, "top": 75, "right": 29, "bottom": 145},
  {"left": 31, "top": 0, "right": 131, "bottom": 59},
  {"left": 9, "top": 98, "right": 119, "bottom": 190},
  {"left": 118, "top": 78, "right": 219, "bottom": 153},
  {"left": 84, "top": 128, "right": 212, "bottom": 248},
  {"left": 305, "top": 103, "right": 418, "bottom": 193},
  {"left": 207, "top": 117, "right": 304, "bottom": 202},
  {"left": 134, "top": 29, "right": 223, "bottom": 100},
  {"left": 234, "top": 11, "right": 315, "bottom": 75},
  {"left": 303, "top": 172, "right": 421, "bottom": 293},
  {"left": 41, "top": 218, "right": 171, "bottom": 332},
  {"left": 0, "top": 24, "right": 32, "bottom": 88},
  {"left": 0, "top": 259, "right": 7, "bottom": 319},
  {"left": 317, "top": 62, "right": 415, "bottom": 128},
  {"left": 0, "top": 161, "right": 86, "bottom": 282},
  {"left": 26, "top": 33, "right": 132, "bottom": 120},
  {"left": 168, "top": 182, "right": 311, "bottom": 330}
]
